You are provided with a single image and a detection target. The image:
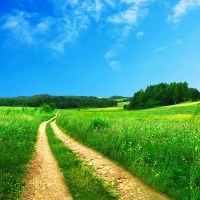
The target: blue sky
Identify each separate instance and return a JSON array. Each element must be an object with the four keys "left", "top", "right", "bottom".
[{"left": 0, "top": 0, "right": 200, "bottom": 97}]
